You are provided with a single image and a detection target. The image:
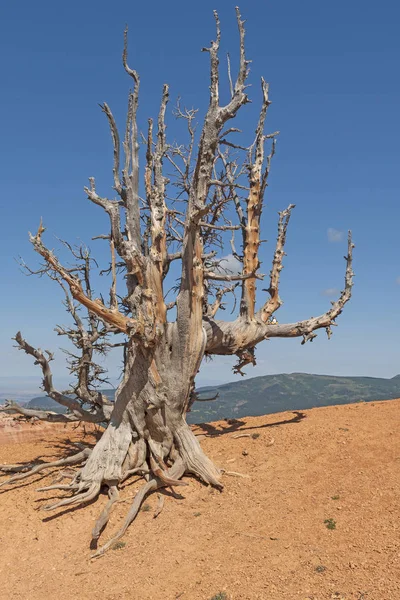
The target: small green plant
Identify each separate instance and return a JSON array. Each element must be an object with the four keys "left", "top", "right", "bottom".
[
  {"left": 193, "top": 512, "right": 201, "bottom": 517},
  {"left": 142, "top": 503, "right": 151, "bottom": 512},
  {"left": 331, "top": 495, "right": 340, "bottom": 500},
  {"left": 324, "top": 518, "right": 337, "bottom": 530},
  {"left": 210, "top": 594, "right": 228, "bottom": 600},
  {"left": 315, "top": 565, "right": 326, "bottom": 573},
  {"left": 112, "top": 541, "right": 126, "bottom": 550},
  {"left": 251, "top": 433, "right": 260, "bottom": 439}
]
